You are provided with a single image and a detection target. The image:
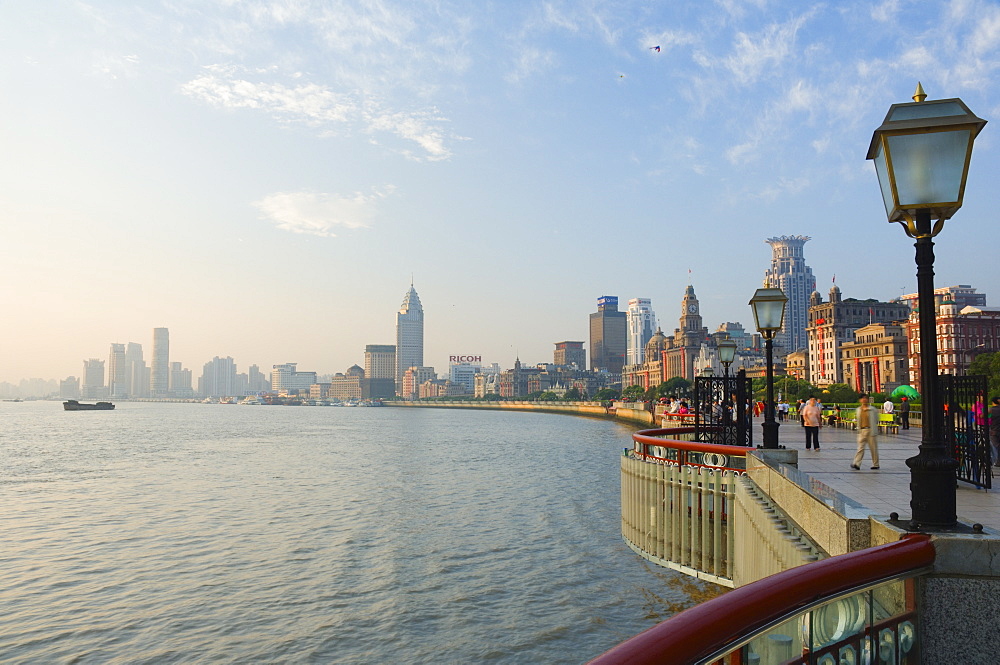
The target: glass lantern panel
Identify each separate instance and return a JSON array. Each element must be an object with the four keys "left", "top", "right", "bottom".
[
  {"left": 887, "top": 101, "right": 966, "bottom": 121},
  {"left": 886, "top": 129, "right": 971, "bottom": 206},
  {"left": 754, "top": 300, "right": 785, "bottom": 331},
  {"left": 872, "top": 140, "right": 894, "bottom": 217}
]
